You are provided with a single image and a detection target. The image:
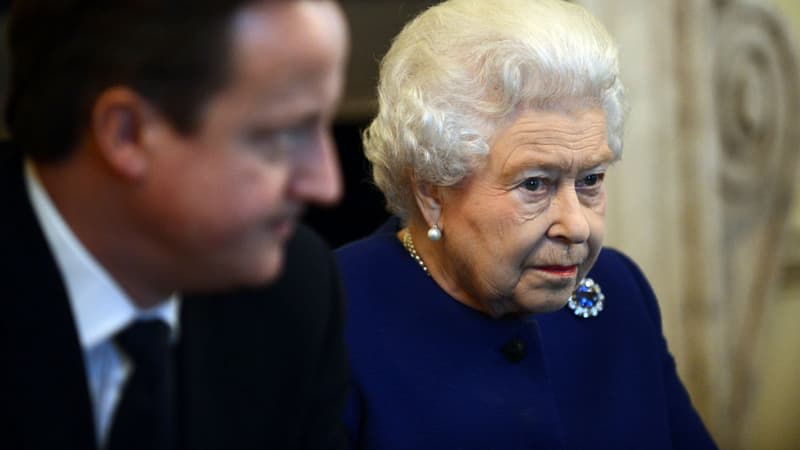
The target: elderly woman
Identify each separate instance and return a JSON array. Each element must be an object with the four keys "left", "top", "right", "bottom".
[{"left": 336, "top": 0, "right": 716, "bottom": 448}]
